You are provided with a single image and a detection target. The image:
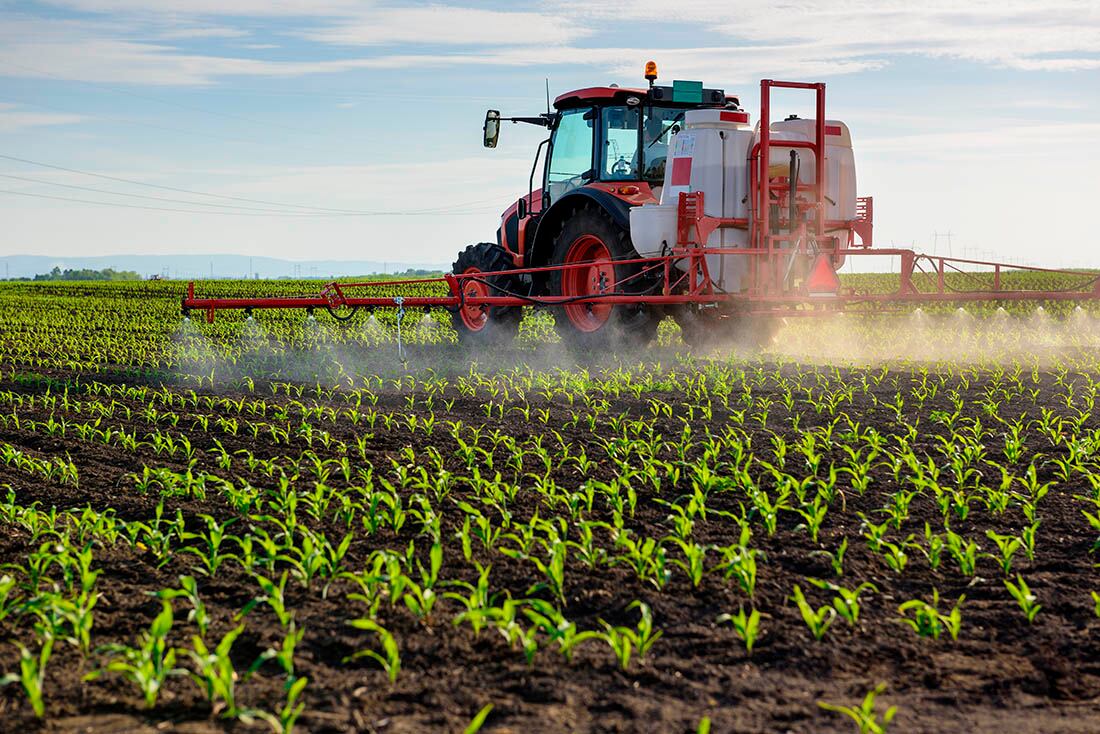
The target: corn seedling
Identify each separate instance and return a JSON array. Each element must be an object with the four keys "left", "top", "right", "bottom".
[
  {"left": 818, "top": 683, "right": 897, "bottom": 734},
  {"left": 717, "top": 606, "right": 761, "bottom": 654},
  {"left": 1004, "top": 575, "right": 1042, "bottom": 623}
]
